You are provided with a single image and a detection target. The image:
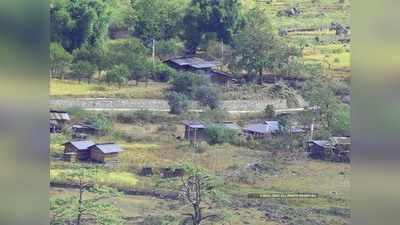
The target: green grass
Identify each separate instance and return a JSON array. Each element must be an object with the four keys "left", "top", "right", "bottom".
[
  {"left": 50, "top": 79, "right": 169, "bottom": 99},
  {"left": 50, "top": 168, "right": 139, "bottom": 188}
]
